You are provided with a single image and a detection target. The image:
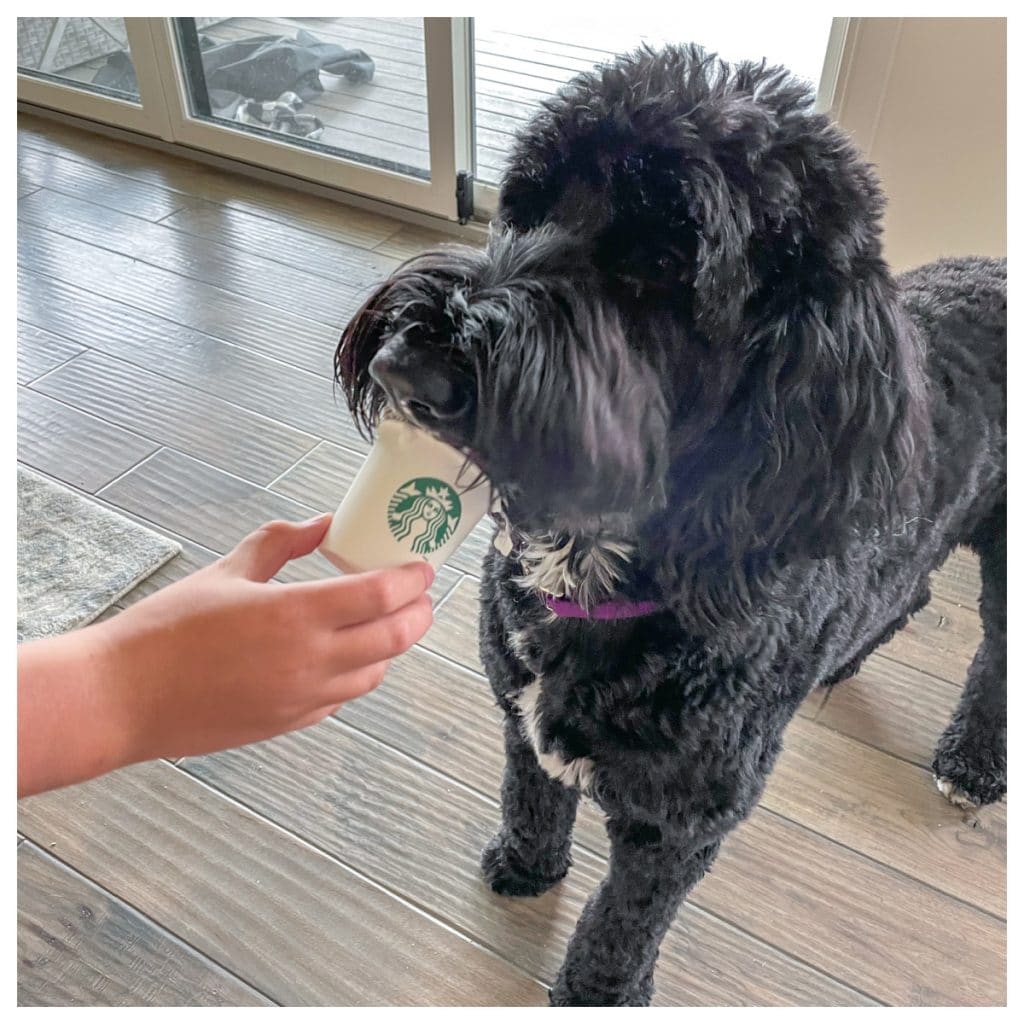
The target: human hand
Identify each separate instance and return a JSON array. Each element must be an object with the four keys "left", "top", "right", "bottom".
[
  {"left": 18, "top": 514, "right": 434, "bottom": 796},
  {"left": 103, "top": 513, "right": 435, "bottom": 761}
]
